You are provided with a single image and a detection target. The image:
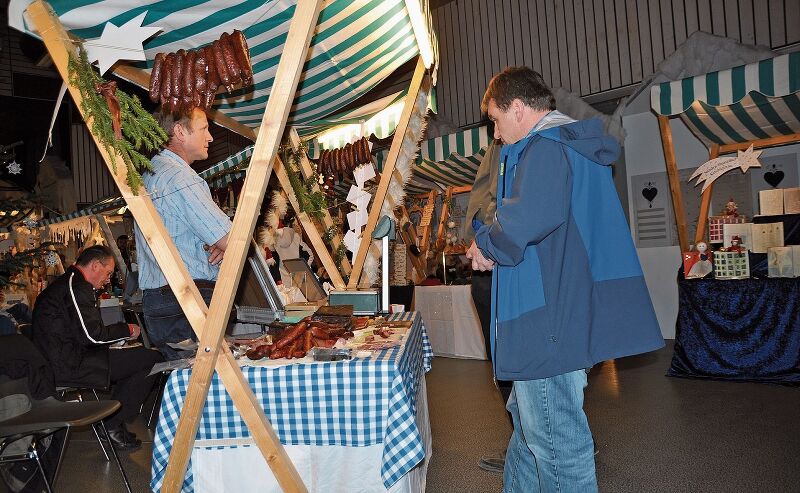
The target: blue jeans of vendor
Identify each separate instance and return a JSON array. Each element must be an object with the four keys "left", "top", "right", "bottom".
[{"left": 142, "top": 282, "right": 214, "bottom": 360}]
